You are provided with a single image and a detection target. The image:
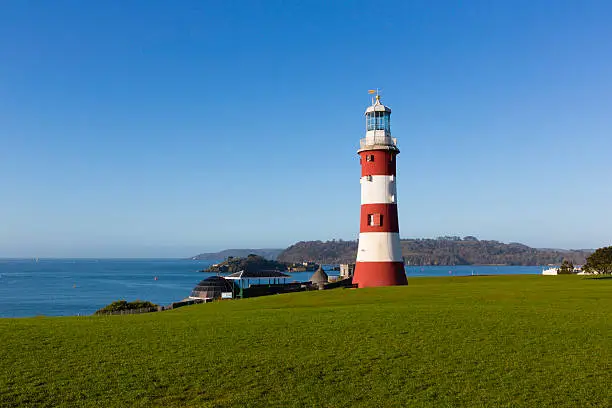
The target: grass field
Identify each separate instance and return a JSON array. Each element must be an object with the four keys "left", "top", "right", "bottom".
[{"left": 1, "top": 275, "right": 610, "bottom": 407}]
